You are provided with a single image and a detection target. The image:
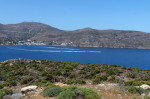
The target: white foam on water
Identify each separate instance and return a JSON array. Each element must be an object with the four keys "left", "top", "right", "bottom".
[
  {"left": 7, "top": 47, "right": 101, "bottom": 53},
  {"left": 45, "top": 47, "right": 79, "bottom": 50}
]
